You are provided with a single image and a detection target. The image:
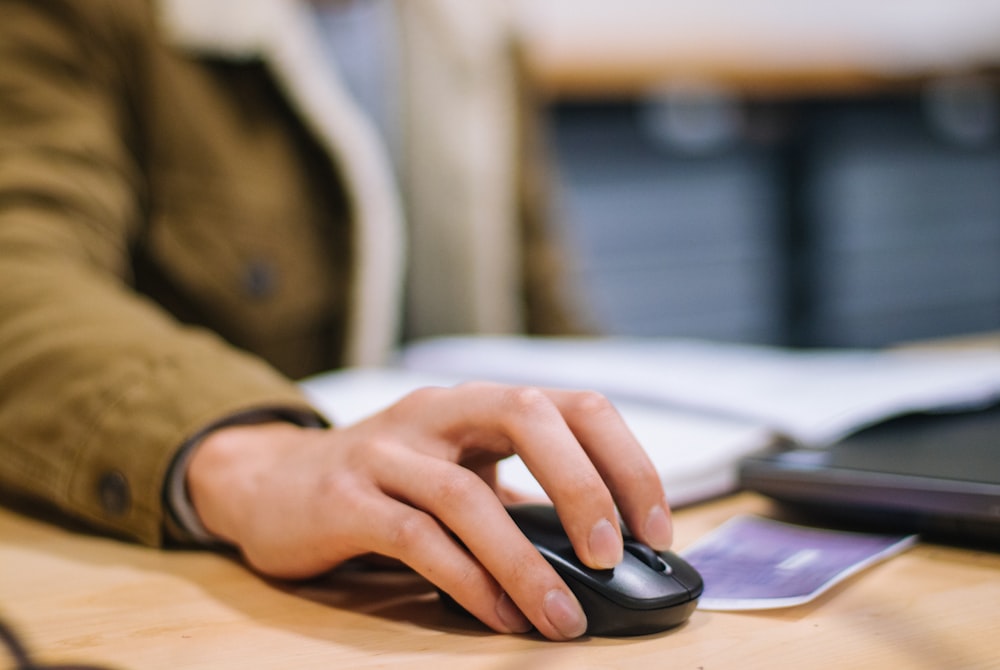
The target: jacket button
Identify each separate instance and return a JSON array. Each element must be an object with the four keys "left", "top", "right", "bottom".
[
  {"left": 244, "top": 260, "right": 277, "bottom": 299},
  {"left": 98, "top": 471, "right": 131, "bottom": 517}
]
